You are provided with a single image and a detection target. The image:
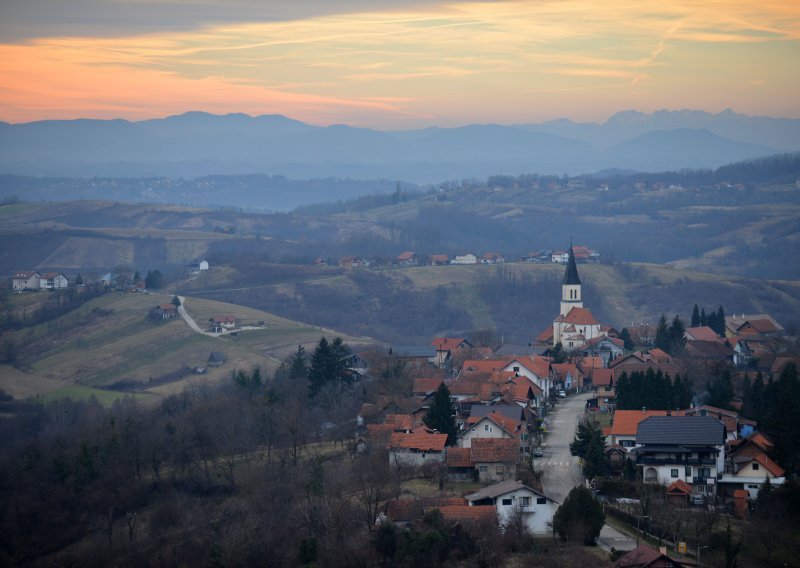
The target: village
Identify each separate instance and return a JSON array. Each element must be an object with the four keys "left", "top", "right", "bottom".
[{"left": 6, "top": 246, "right": 799, "bottom": 566}]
